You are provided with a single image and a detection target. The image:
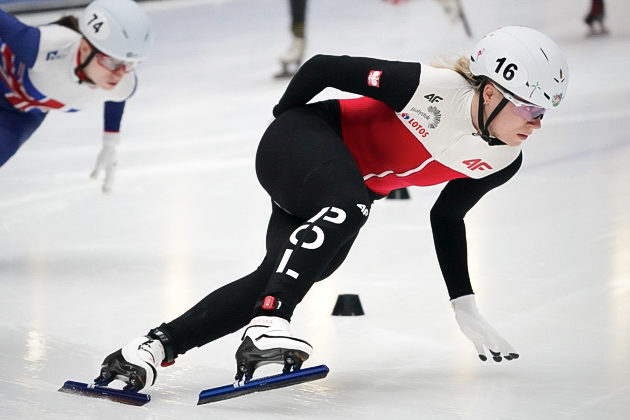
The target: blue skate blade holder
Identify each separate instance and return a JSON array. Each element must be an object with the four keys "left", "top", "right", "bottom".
[
  {"left": 197, "top": 364, "right": 329, "bottom": 405},
  {"left": 58, "top": 380, "right": 151, "bottom": 406}
]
